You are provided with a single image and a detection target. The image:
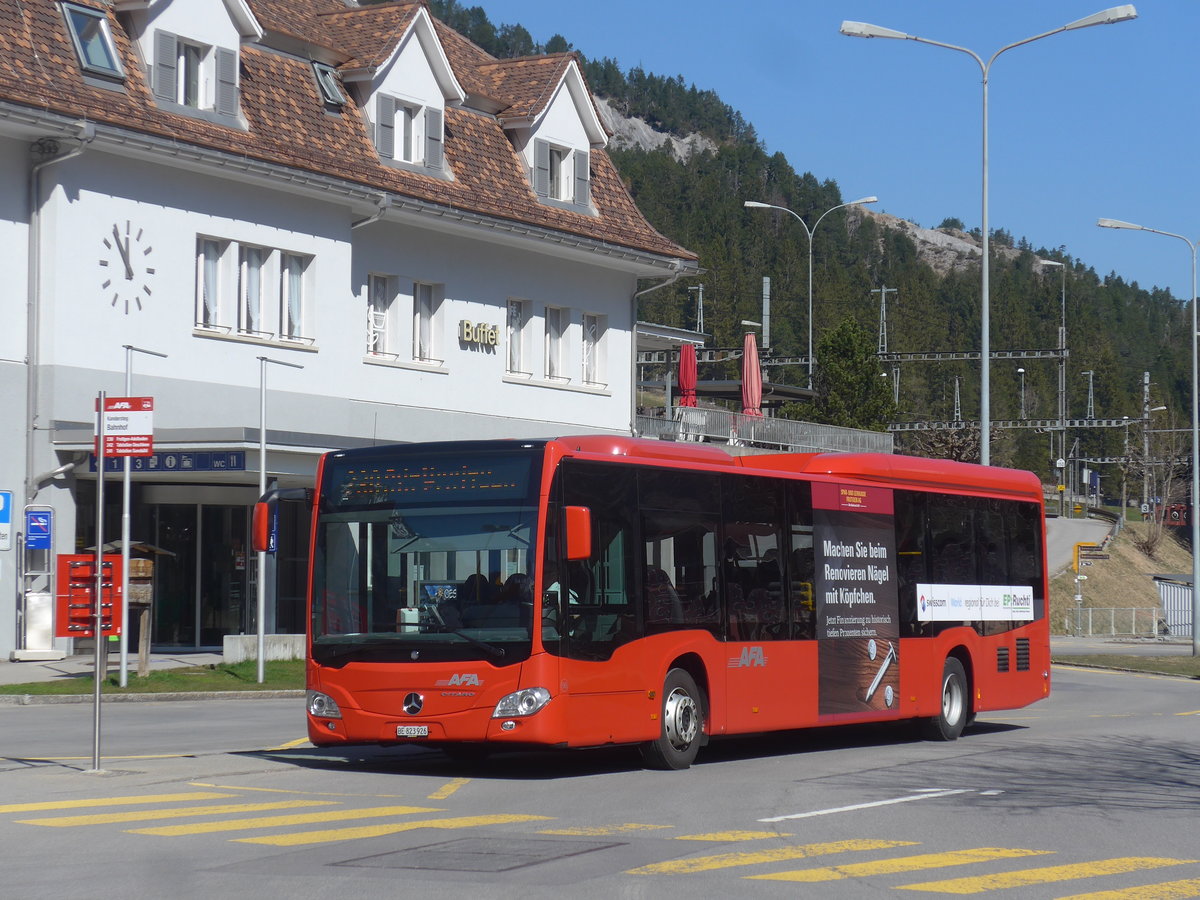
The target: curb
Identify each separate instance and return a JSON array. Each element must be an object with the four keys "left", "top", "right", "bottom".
[{"left": 0, "top": 690, "right": 304, "bottom": 706}]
